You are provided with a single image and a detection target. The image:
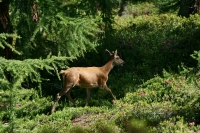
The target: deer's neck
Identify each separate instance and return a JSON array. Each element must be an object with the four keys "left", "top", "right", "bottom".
[{"left": 101, "top": 60, "right": 114, "bottom": 75}]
